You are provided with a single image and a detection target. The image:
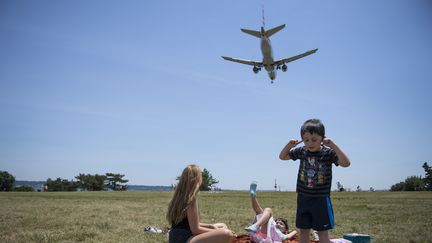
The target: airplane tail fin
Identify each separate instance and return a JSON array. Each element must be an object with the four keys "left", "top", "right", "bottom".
[
  {"left": 241, "top": 28, "right": 262, "bottom": 38},
  {"left": 241, "top": 24, "right": 285, "bottom": 38},
  {"left": 265, "top": 24, "right": 285, "bottom": 37},
  {"left": 241, "top": 6, "right": 285, "bottom": 38}
]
